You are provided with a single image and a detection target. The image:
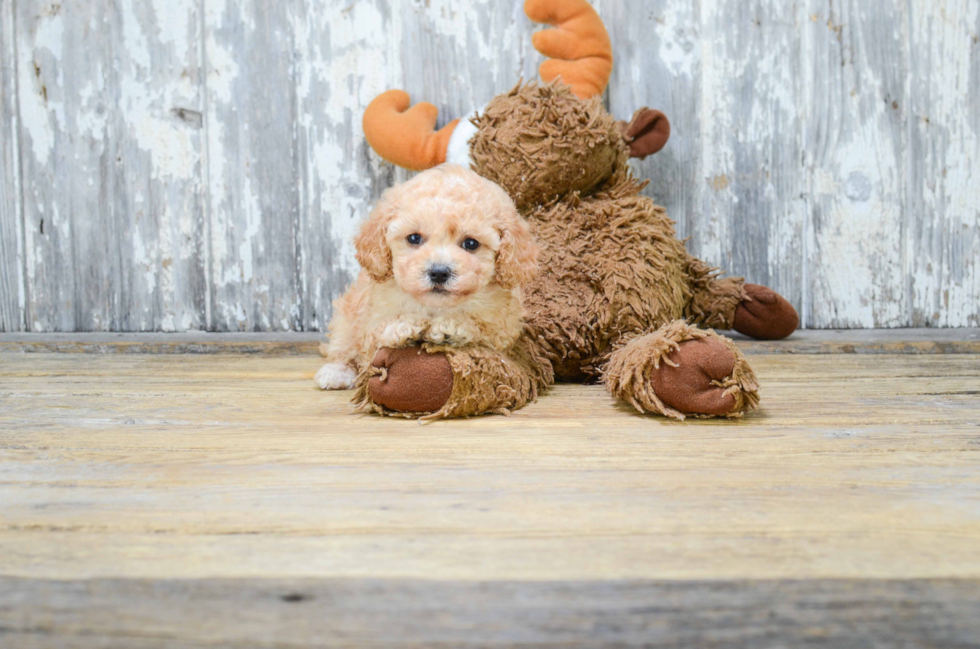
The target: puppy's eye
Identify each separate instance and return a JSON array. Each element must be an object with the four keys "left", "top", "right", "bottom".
[
  {"left": 406, "top": 233, "right": 423, "bottom": 245},
  {"left": 461, "top": 238, "right": 480, "bottom": 251}
]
